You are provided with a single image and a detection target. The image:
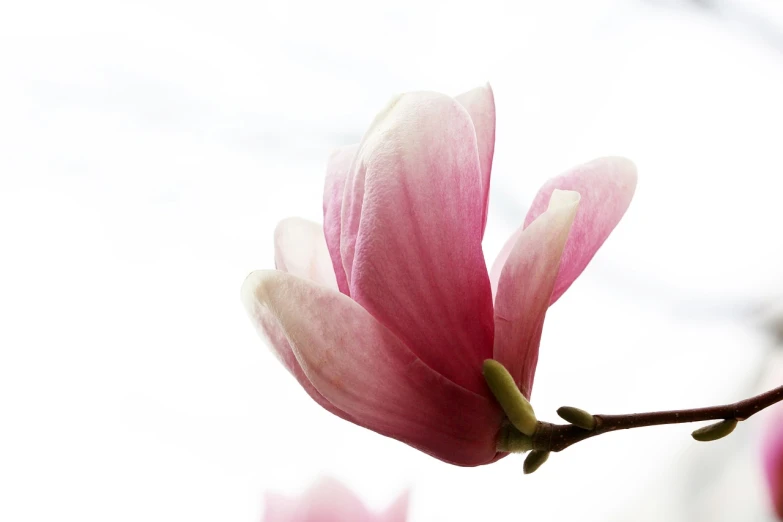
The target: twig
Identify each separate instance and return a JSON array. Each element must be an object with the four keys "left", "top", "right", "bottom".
[{"left": 523, "top": 384, "right": 783, "bottom": 453}]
